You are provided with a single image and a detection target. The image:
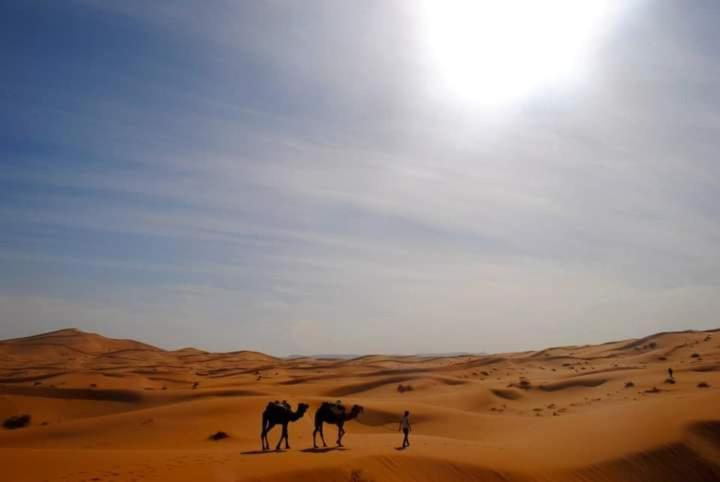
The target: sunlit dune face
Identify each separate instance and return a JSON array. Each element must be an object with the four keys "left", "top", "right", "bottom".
[{"left": 419, "top": 0, "right": 620, "bottom": 106}]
